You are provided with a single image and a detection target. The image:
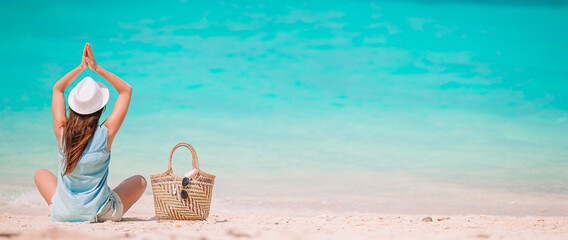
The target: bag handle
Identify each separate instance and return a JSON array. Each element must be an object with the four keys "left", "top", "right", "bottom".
[{"left": 167, "top": 142, "right": 199, "bottom": 171}]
